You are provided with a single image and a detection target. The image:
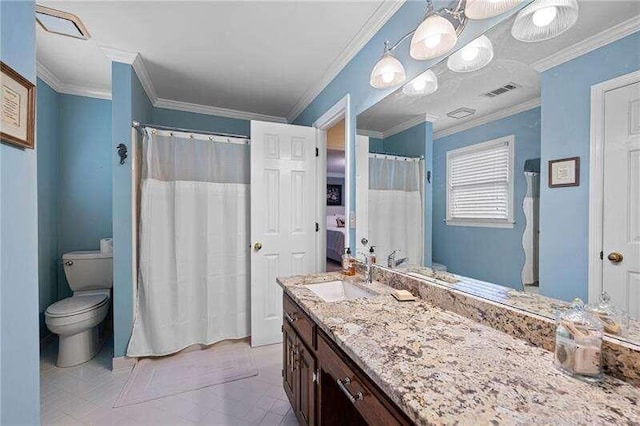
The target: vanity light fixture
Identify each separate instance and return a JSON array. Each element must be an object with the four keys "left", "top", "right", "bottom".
[
  {"left": 35, "top": 5, "right": 90, "bottom": 40},
  {"left": 410, "top": 14, "right": 459, "bottom": 60},
  {"left": 447, "top": 35, "right": 494, "bottom": 73},
  {"left": 465, "top": 0, "right": 523, "bottom": 19},
  {"left": 511, "top": 0, "right": 579, "bottom": 42},
  {"left": 370, "top": 41, "right": 407, "bottom": 89},
  {"left": 369, "top": 0, "right": 520, "bottom": 89},
  {"left": 402, "top": 70, "right": 438, "bottom": 97}
]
